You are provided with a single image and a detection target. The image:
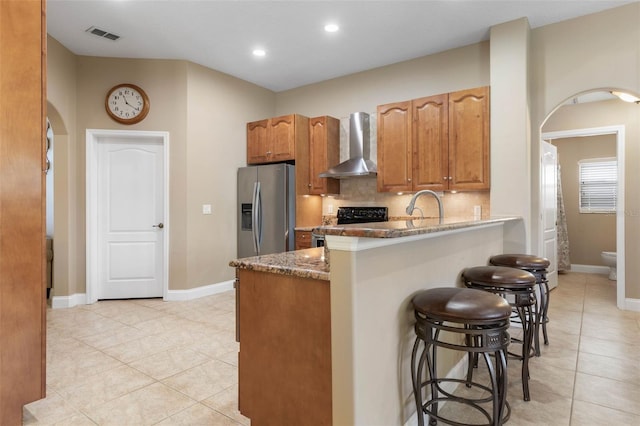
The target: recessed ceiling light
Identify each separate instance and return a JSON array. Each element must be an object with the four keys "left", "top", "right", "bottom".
[
  {"left": 252, "top": 49, "right": 266, "bottom": 57},
  {"left": 324, "top": 23, "right": 339, "bottom": 33}
]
